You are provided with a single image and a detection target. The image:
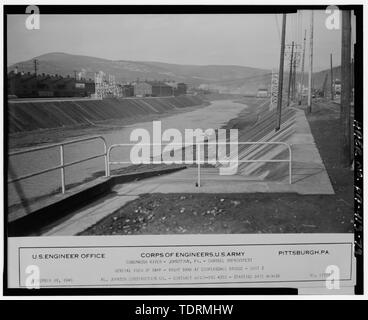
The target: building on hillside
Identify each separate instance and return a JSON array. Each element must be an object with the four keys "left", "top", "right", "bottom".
[
  {"left": 84, "top": 79, "right": 96, "bottom": 96},
  {"left": 73, "top": 78, "right": 96, "bottom": 97},
  {"left": 8, "top": 71, "right": 37, "bottom": 97},
  {"left": 150, "top": 81, "right": 173, "bottom": 97},
  {"left": 7, "top": 69, "right": 96, "bottom": 98},
  {"left": 256, "top": 88, "right": 268, "bottom": 97},
  {"left": 122, "top": 84, "right": 134, "bottom": 97},
  {"left": 48, "top": 74, "right": 76, "bottom": 97},
  {"left": 198, "top": 83, "right": 214, "bottom": 94},
  {"left": 163, "top": 81, "right": 187, "bottom": 96},
  {"left": 94, "top": 72, "right": 124, "bottom": 98},
  {"left": 333, "top": 79, "right": 341, "bottom": 95},
  {"left": 133, "top": 81, "right": 152, "bottom": 97},
  {"left": 176, "top": 83, "right": 187, "bottom": 95},
  {"left": 164, "top": 81, "right": 178, "bottom": 96},
  {"left": 37, "top": 73, "right": 56, "bottom": 97},
  {"left": 132, "top": 80, "right": 188, "bottom": 97}
]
